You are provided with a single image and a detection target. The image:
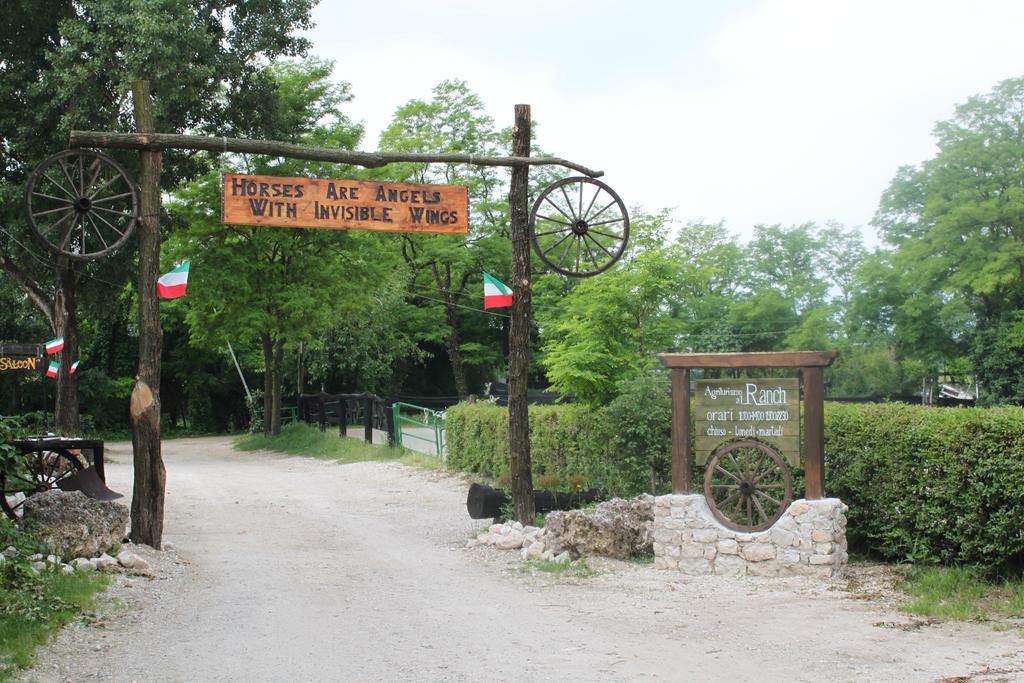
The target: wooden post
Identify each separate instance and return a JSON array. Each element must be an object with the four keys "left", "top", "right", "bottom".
[
  {"left": 363, "top": 394, "right": 373, "bottom": 444},
  {"left": 384, "top": 400, "right": 396, "bottom": 447},
  {"left": 507, "top": 104, "right": 535, "bottom": 525},
  {"left": 671, "top": 368, "right": 692, "bottom": 493},
  {"left": 803, "top": 366, "right": 825, "bottom": 499},
  {"left": 318, "top": 394, "right": 326, "bottom": 432},
  {"left": 128, "top": 80, "right": 166, "bottom": 549}
]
